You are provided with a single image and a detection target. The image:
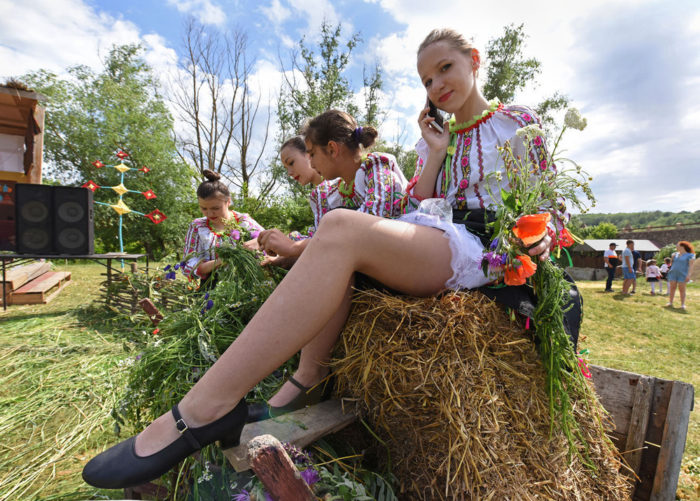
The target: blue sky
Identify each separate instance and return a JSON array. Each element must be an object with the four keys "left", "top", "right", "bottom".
[{"left": 2, "top": 0, "right": 699, "bottom": 214}]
